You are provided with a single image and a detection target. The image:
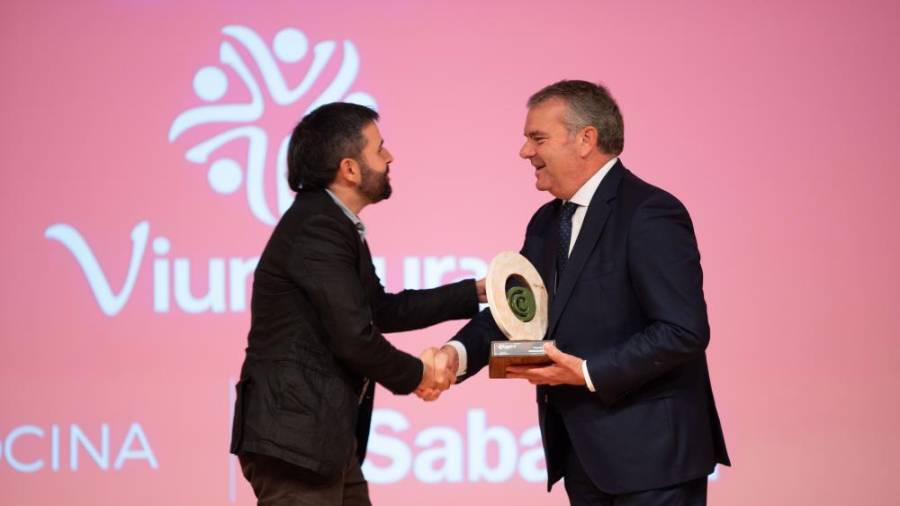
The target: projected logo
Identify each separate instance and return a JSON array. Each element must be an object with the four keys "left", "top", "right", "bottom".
[
  {"left": 169, "top": 25, "right": 378, "bottom": 225},
  {"left": 44, "top": 25, "right": 486, "bottom": 318}
]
